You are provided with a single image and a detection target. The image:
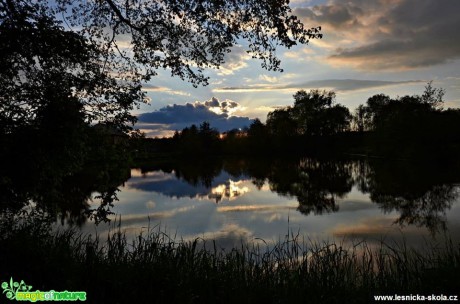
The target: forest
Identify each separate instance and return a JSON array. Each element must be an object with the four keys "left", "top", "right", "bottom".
[{"left": 134, "top": 82, "right": 460, "bottom": 161}]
